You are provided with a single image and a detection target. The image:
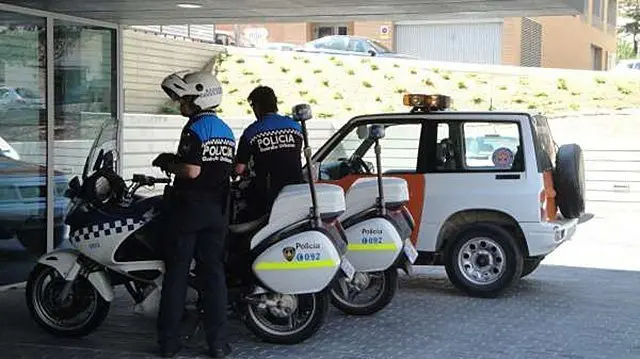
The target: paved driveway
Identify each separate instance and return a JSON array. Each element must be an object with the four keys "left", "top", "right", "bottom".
[{"left": 1, "top": 202, "right": 639, "bottom": 359}]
